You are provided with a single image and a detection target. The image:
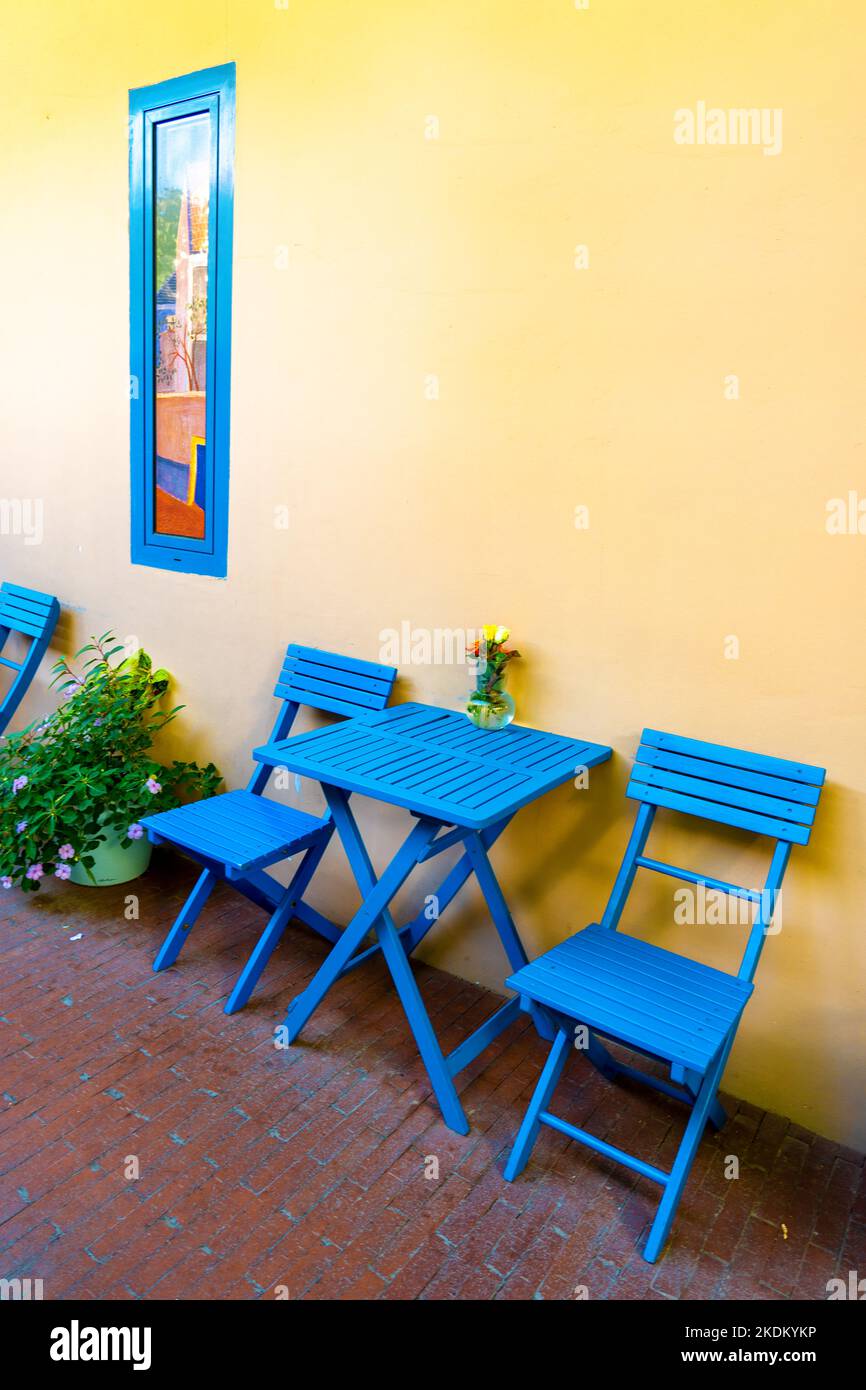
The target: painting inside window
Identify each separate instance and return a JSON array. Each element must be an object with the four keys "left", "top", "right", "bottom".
[{"left": 153, "top": 112, "right": 210, "bottom": 540}]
